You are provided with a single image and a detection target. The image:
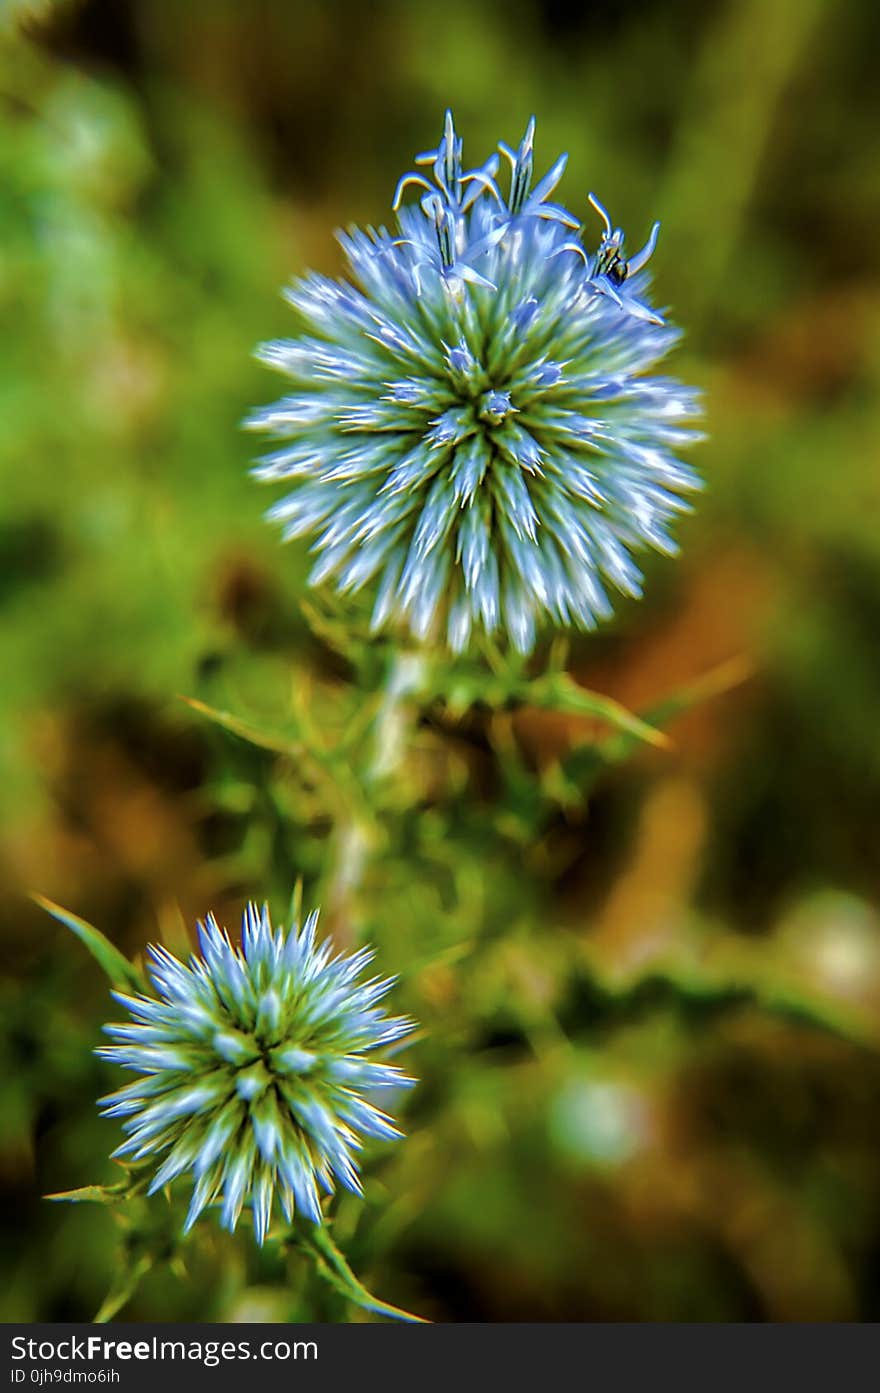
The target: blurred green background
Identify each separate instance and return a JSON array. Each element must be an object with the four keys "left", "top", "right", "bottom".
[{"left": 2, "top": 0, "right": 880, "bottom": 1322}]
